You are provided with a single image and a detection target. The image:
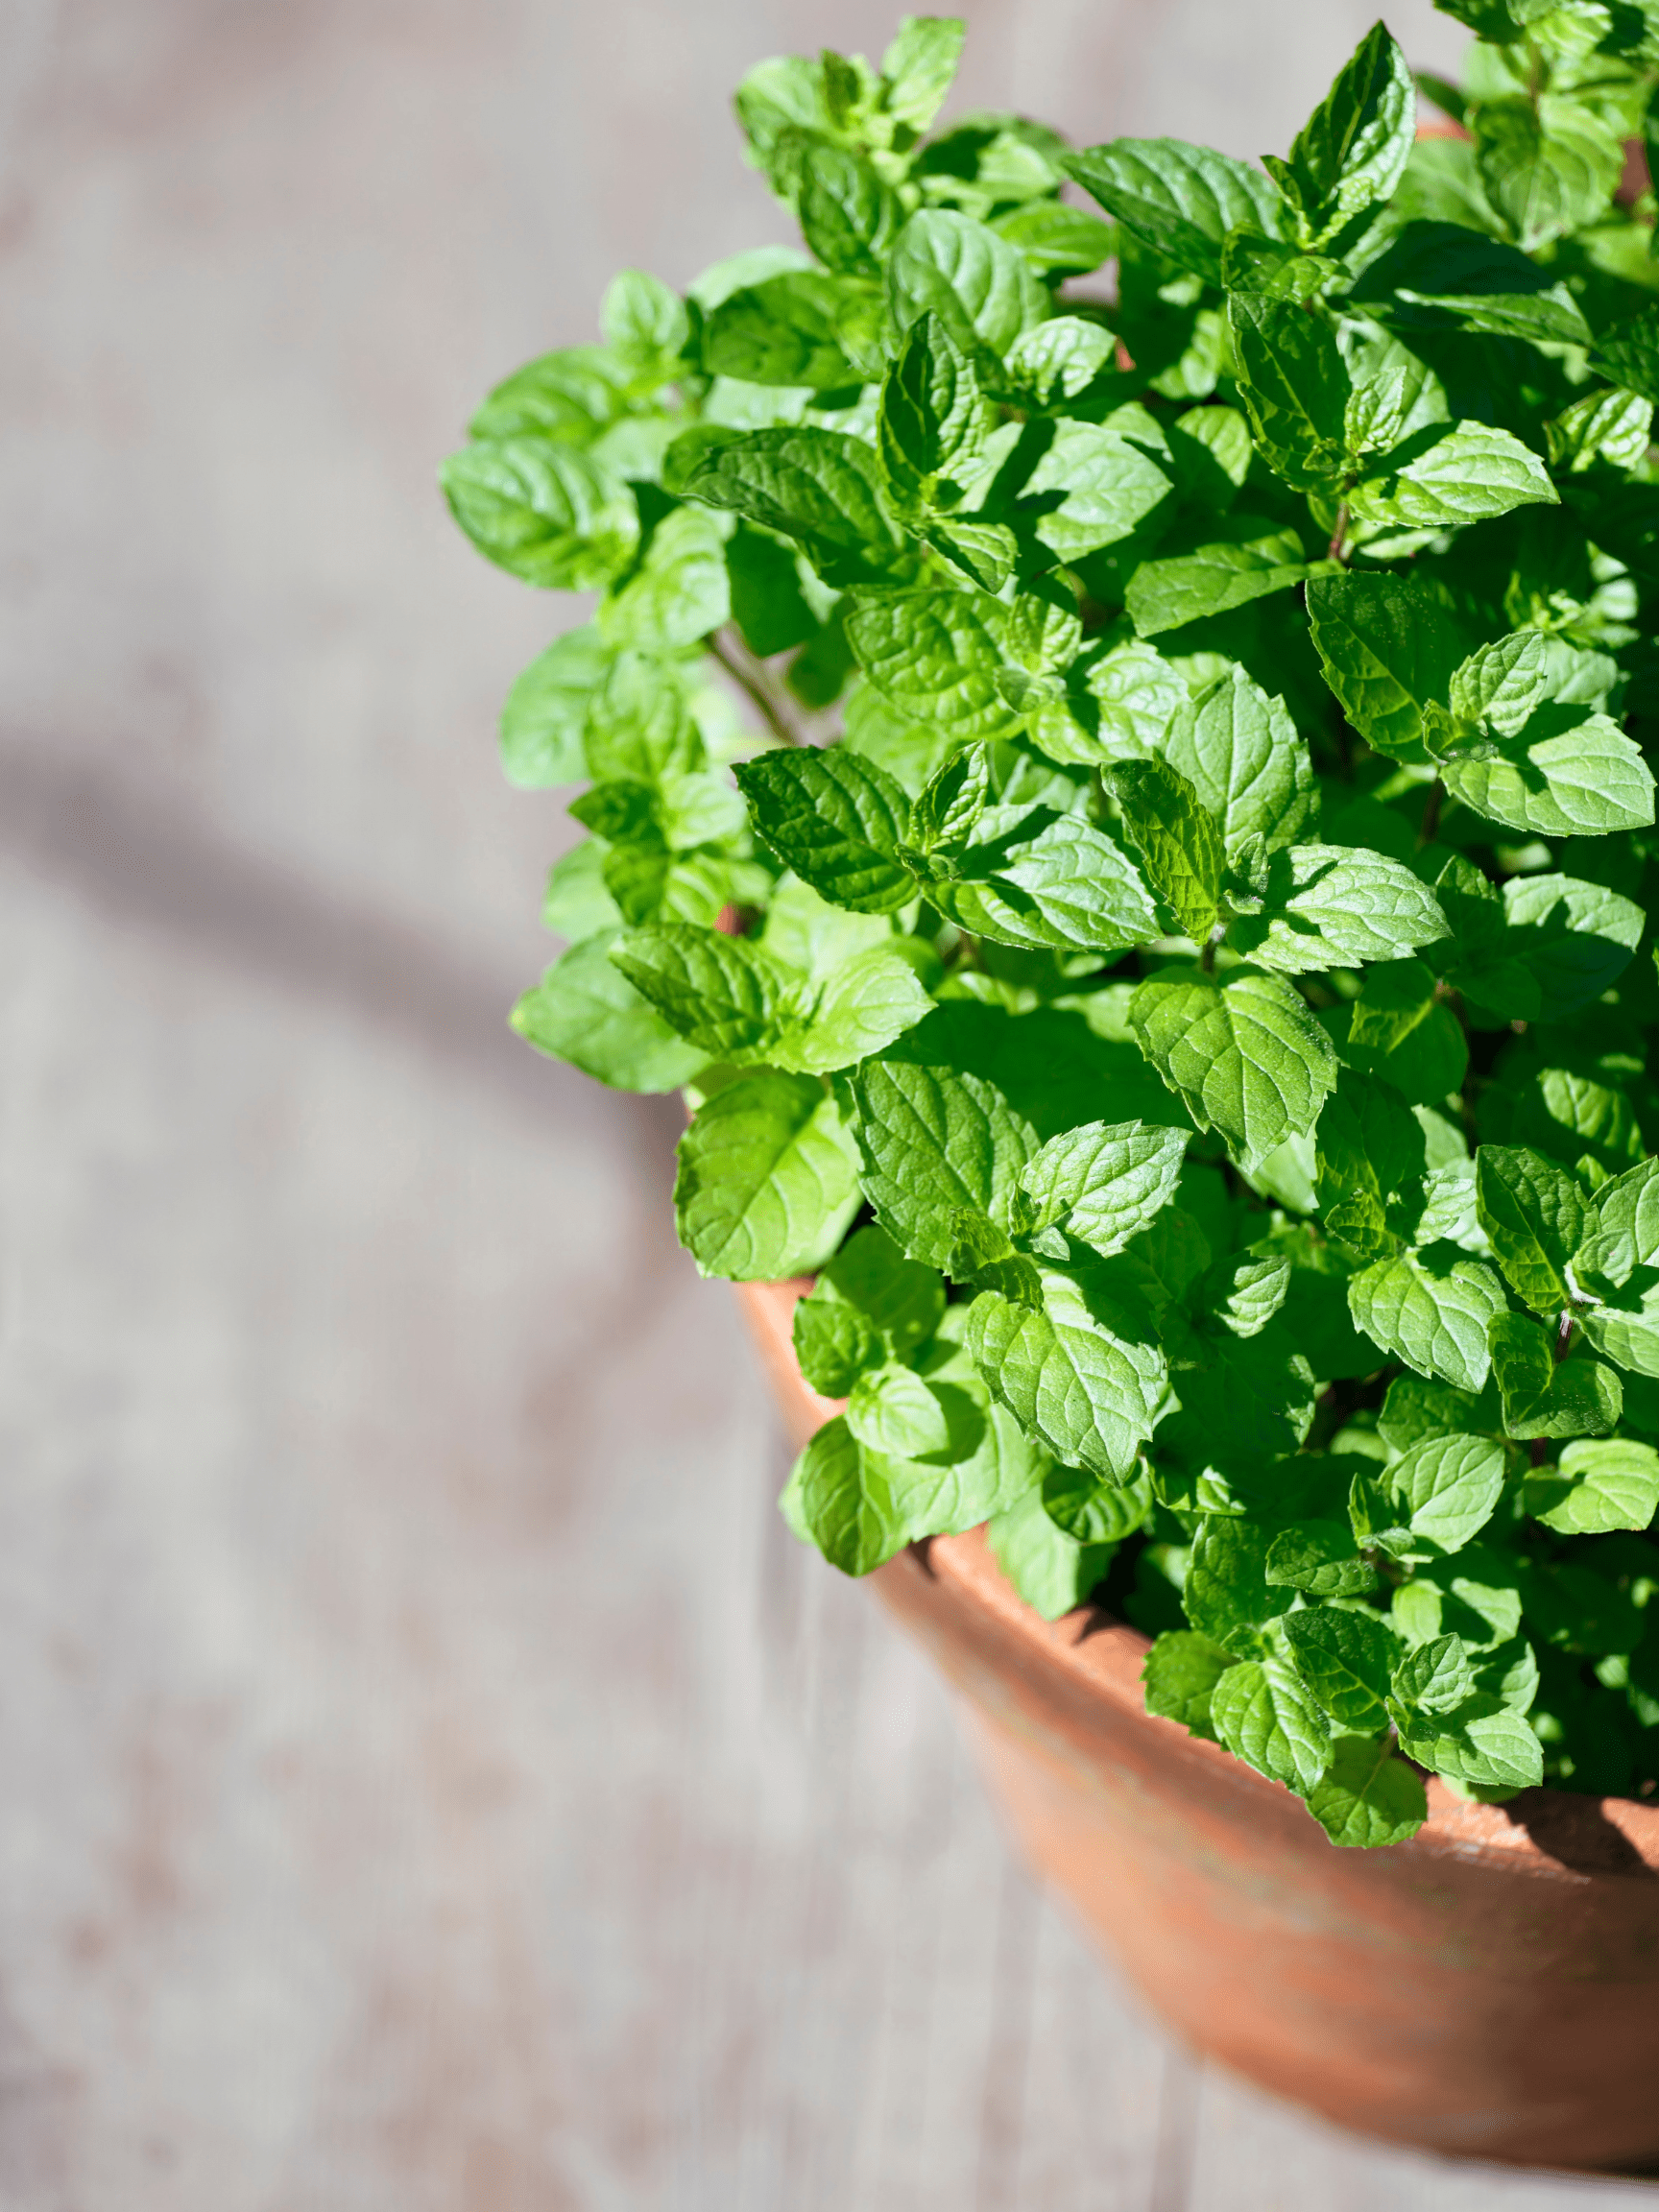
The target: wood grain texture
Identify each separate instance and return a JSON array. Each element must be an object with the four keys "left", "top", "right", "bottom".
[{"left": 3, "top": 0, "right": 1643, "bottom": 2203}]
